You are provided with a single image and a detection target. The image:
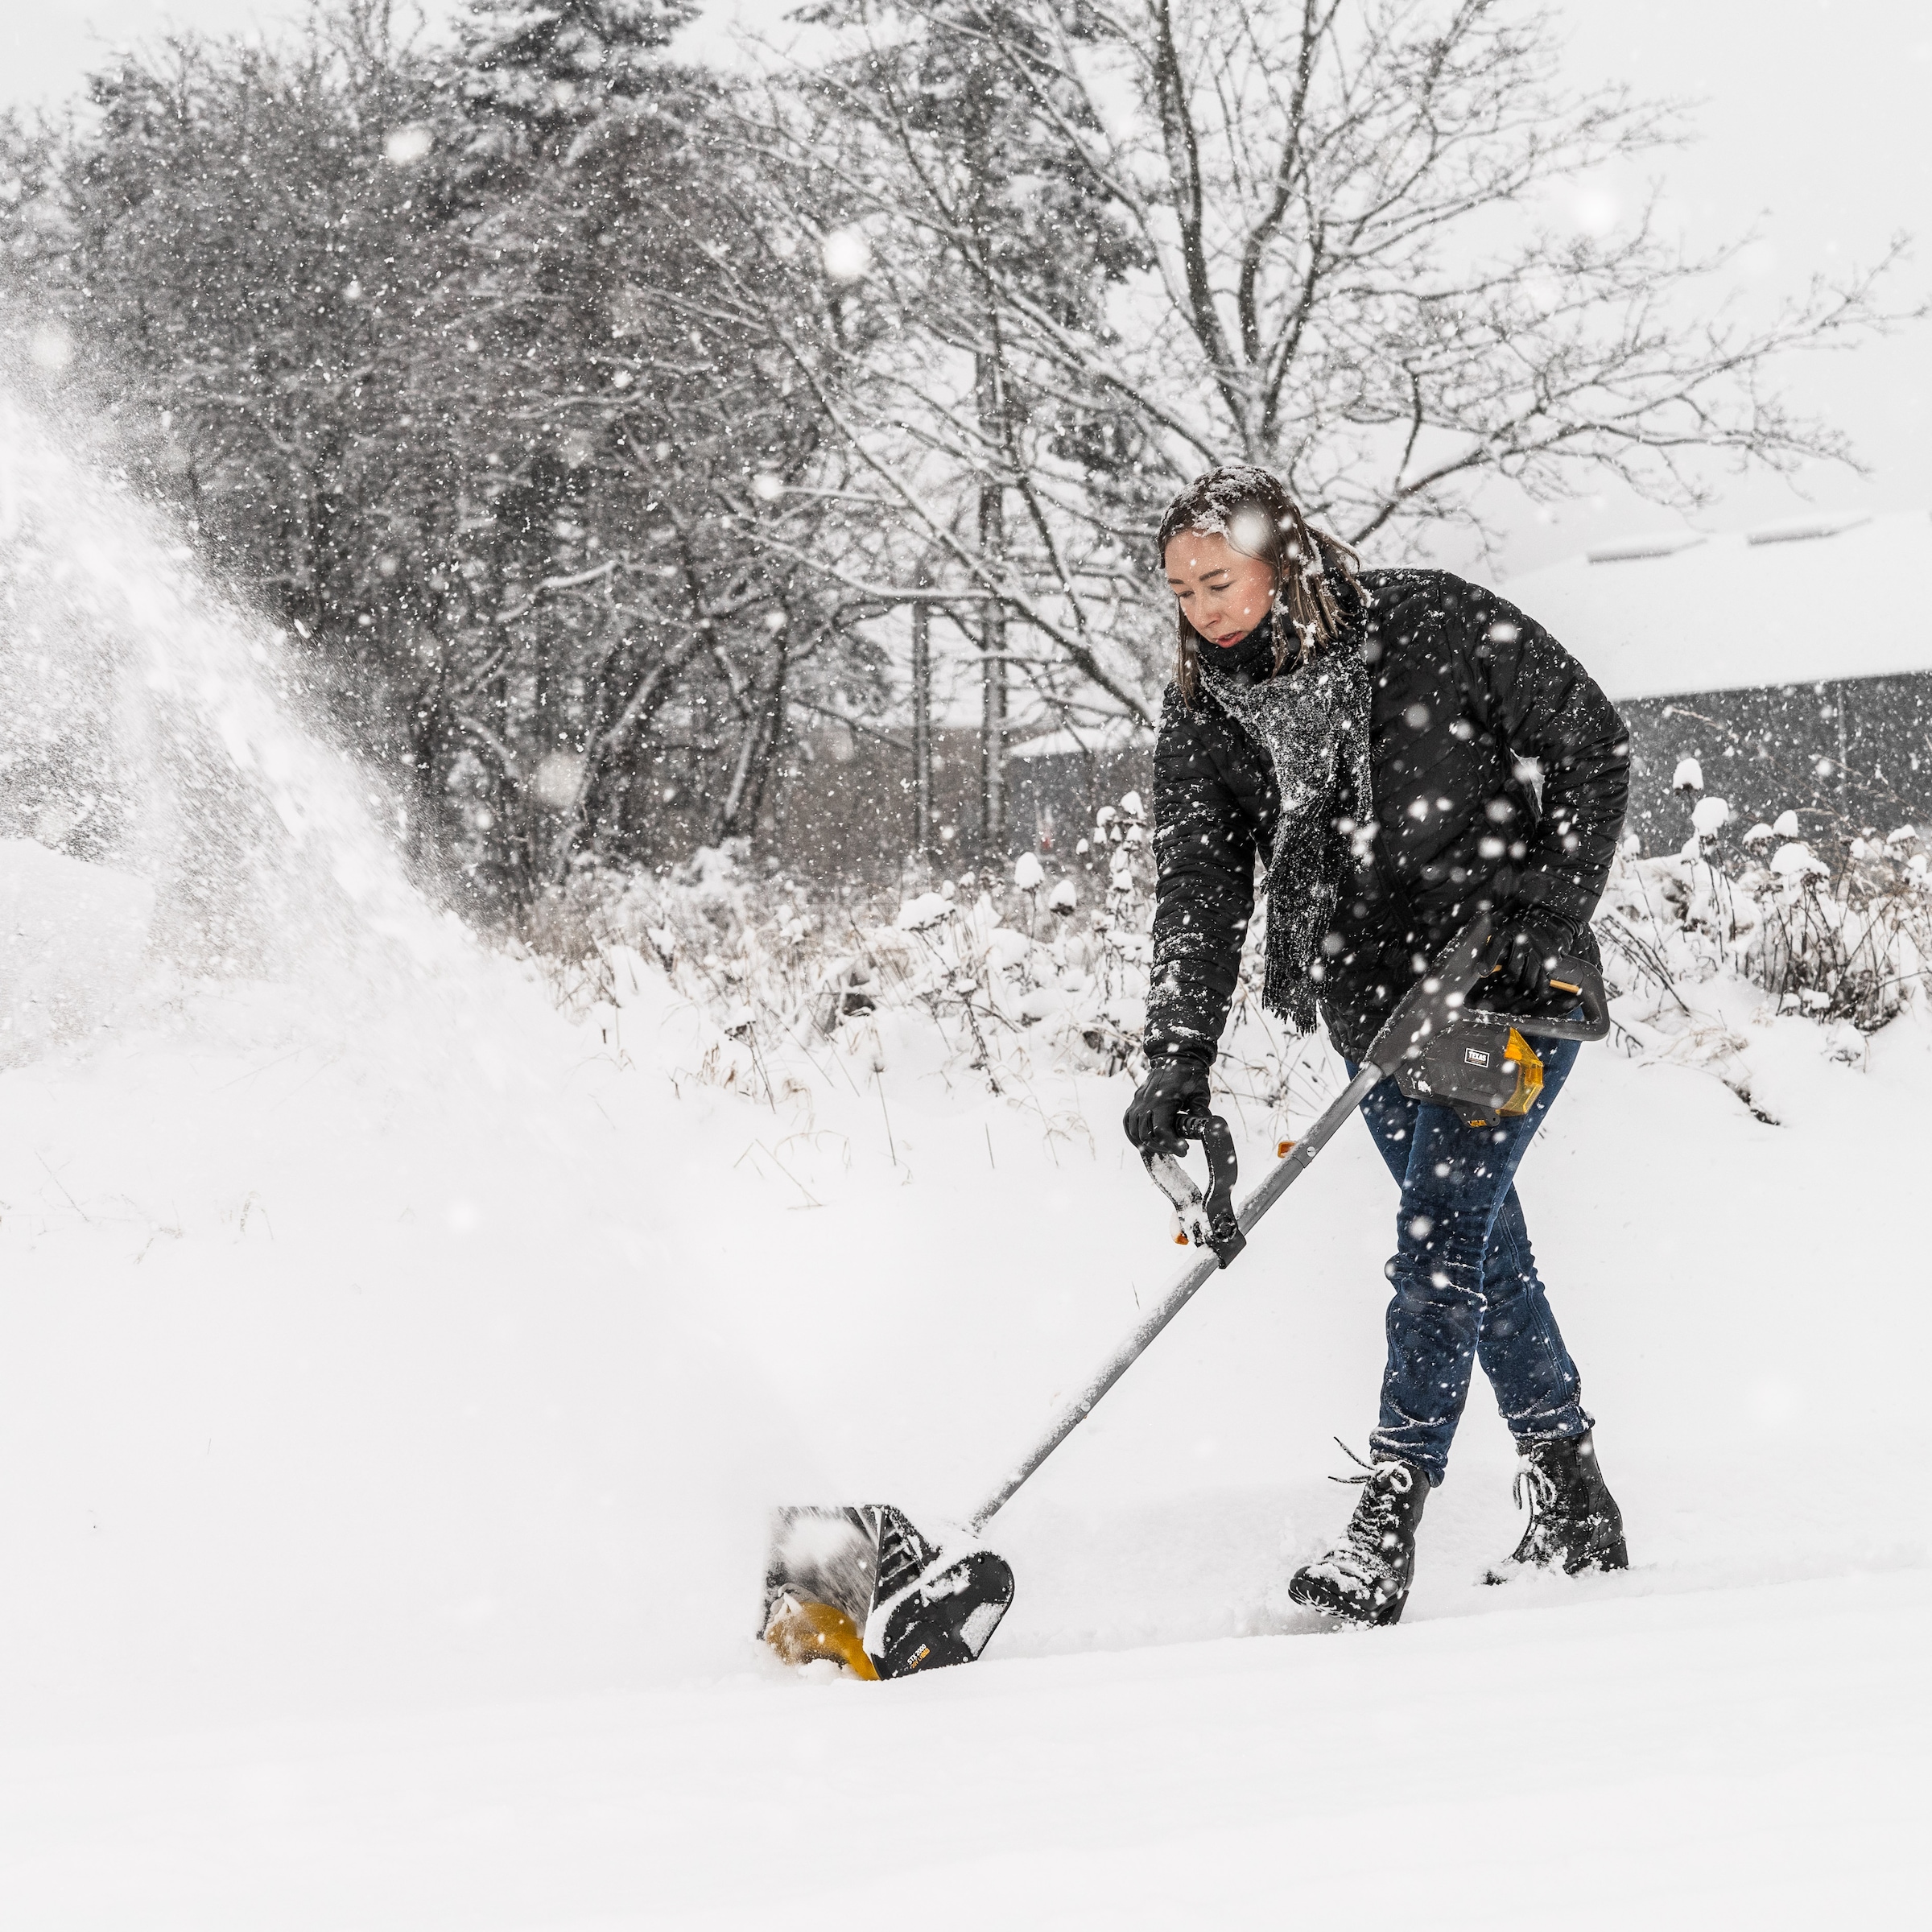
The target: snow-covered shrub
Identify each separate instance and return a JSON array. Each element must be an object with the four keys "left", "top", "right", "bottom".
[
  {"left": 1603, "top": 814, "right": 1932, "bottom": 1034},
  {"left": 524, "top": 799, "right": 1335, "bottom": 1150},
  {"left": 526, "top": 805, "right": 1148, "bottom": 1083},
  {"left": 526, "top": 789, "right": 1932, "bottom": 1136}
]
